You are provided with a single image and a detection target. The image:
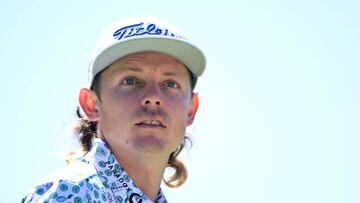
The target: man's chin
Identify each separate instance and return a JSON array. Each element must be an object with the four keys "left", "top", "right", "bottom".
[{"left": 133, "top": 136, "right": 167, "bottom": 154}]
